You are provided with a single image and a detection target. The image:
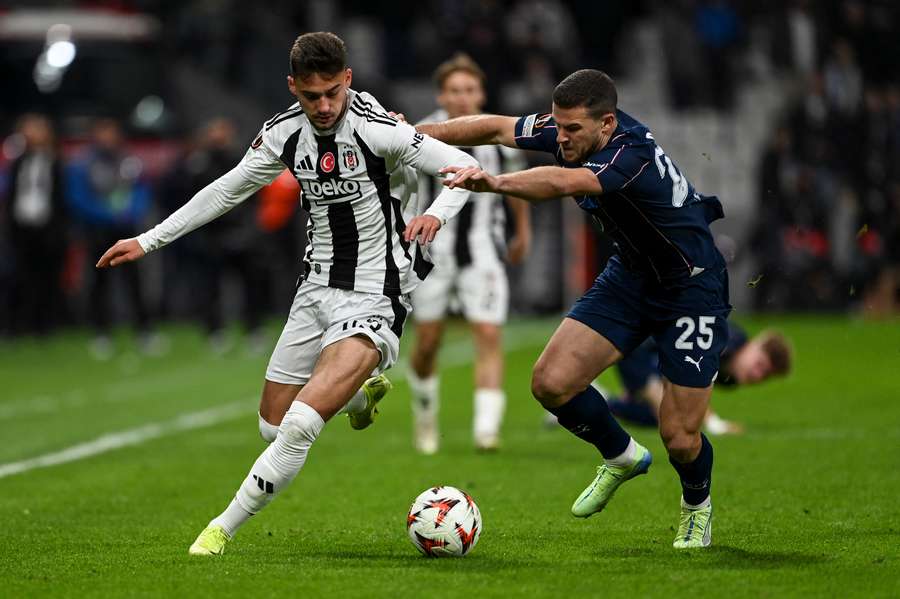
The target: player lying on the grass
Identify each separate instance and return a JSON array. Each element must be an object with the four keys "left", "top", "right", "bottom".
[
  {"left": 416, "top": 69, "right": 730, "bottom": 548},
  {"left": 605, "top": 322, "right": 792, "bottom": 434},
  {"left": 97, "top": 32, "right": 478, "bottom": 556},
  {"left": 407, "top": 53, "right": 531, "bottom": 454}
]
